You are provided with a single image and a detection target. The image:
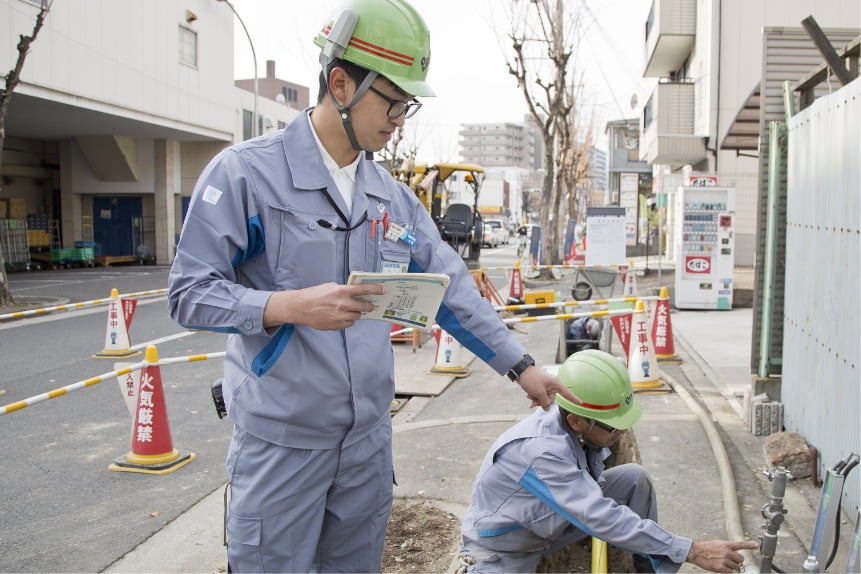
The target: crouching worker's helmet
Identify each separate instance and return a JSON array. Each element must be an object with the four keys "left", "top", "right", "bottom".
[{"left": 555, "top": 350, "right": 642, "bottom": 430}]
